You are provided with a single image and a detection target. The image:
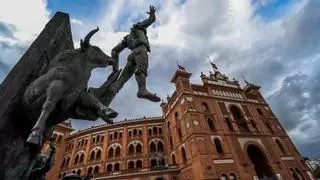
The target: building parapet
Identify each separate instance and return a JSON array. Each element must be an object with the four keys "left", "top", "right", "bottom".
[{"left": 67, "top": 116, "right": 164, "bottom": 139}]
